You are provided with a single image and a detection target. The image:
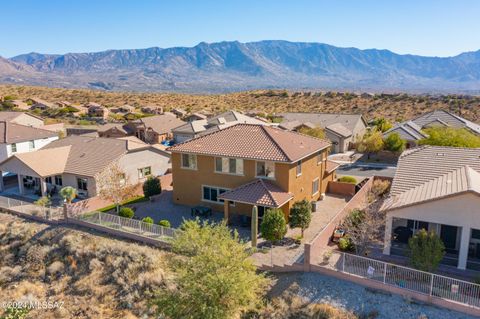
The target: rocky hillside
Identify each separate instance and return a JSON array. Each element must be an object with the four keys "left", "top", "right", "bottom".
[
  {"left": 1, "top": 85, "right": 479, "bottom": 122},
  {"left": 2, "top": 41, "right": 480, "bottom": 93}
]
